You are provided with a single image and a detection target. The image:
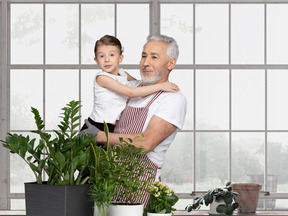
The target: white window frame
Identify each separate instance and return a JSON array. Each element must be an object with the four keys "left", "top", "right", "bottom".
[{"left": 1, "top": 0, "right": 288, "bottom": 211}]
